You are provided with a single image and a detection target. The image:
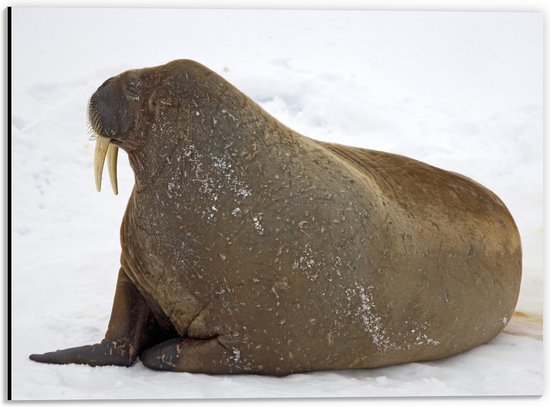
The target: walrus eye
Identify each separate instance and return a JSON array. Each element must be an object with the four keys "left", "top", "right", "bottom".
[{"left": 126, "top": 84, "right": 140, "bottom": 101}]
